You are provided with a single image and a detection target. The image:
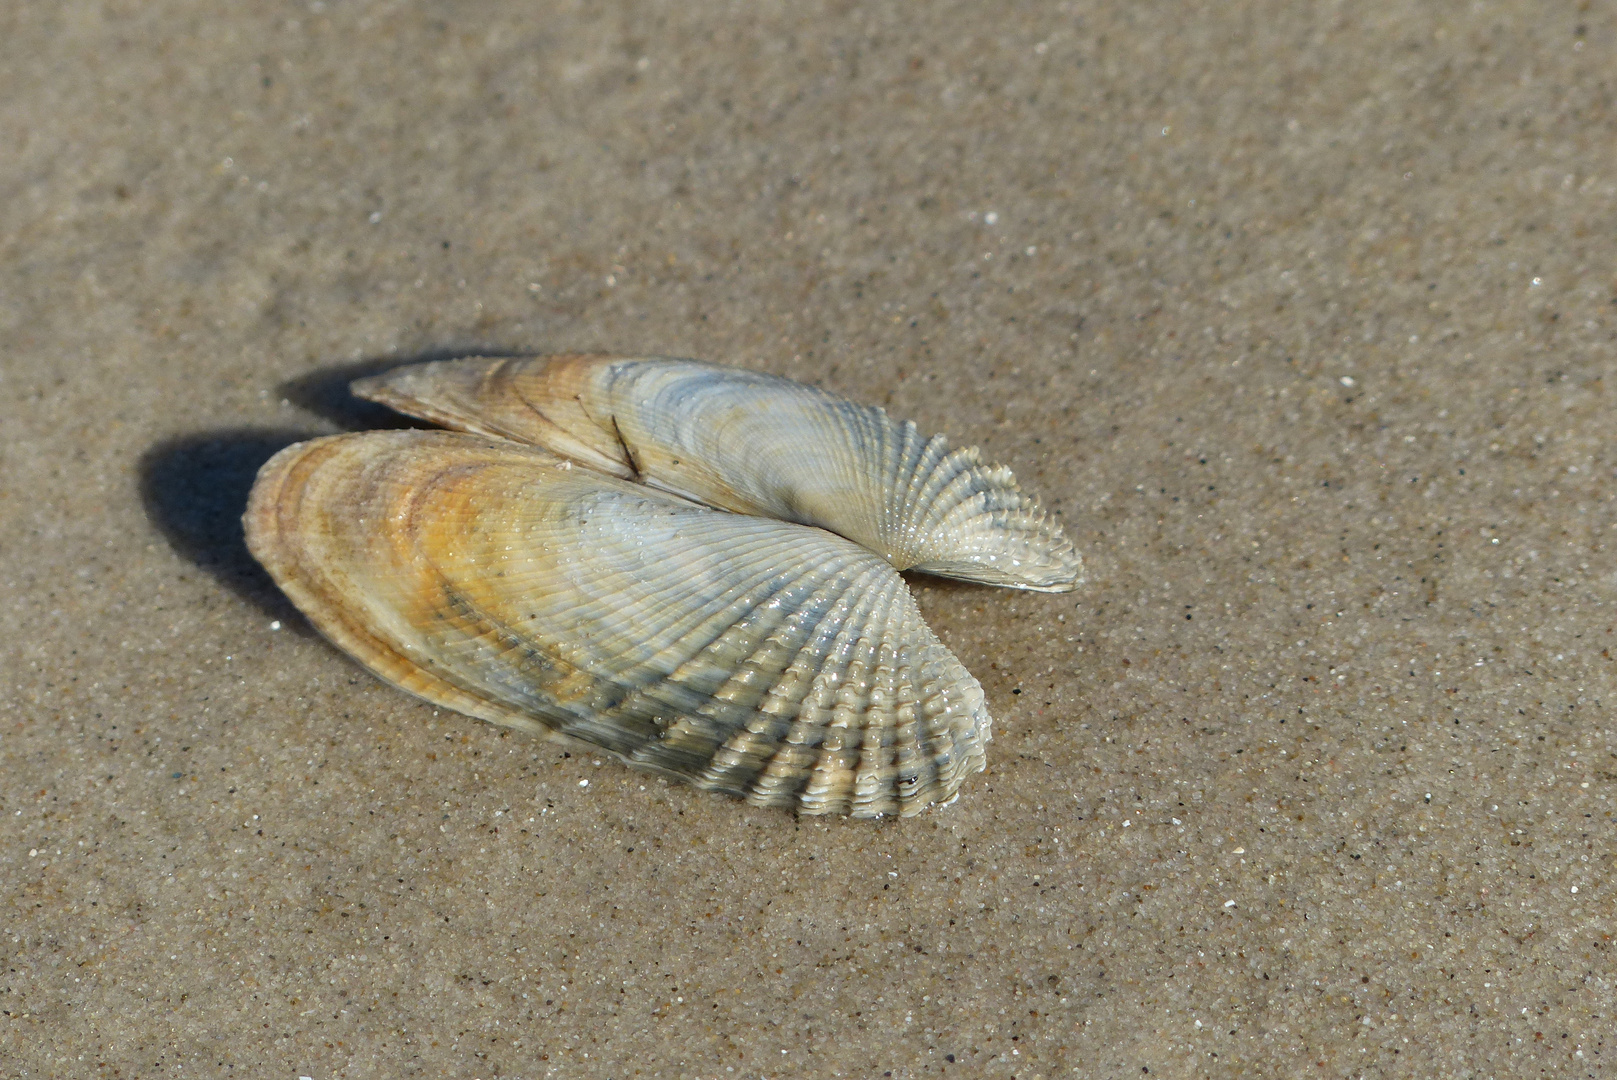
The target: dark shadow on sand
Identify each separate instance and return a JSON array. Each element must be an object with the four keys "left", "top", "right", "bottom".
[
  {"left": 139, "top": 428, "right": 318, "bottom": 629},
  {"left": 140, "top": 349, "right": 532, "bottom": 625}
]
